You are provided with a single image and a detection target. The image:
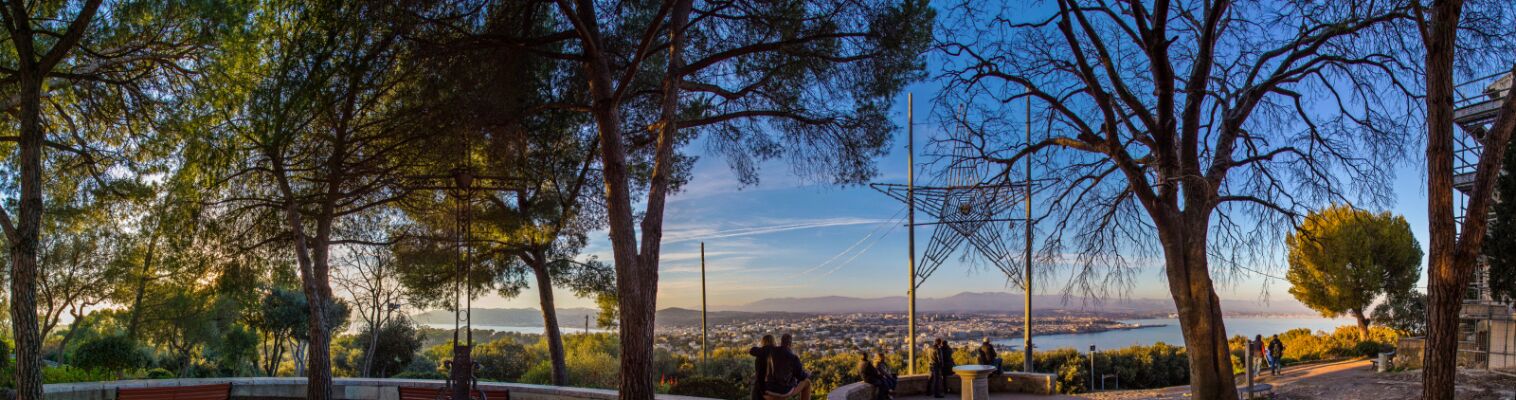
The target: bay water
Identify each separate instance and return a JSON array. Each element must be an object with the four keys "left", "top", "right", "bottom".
[{"left": 994, "top": 316, "right": 1356, "bottom": 351}]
